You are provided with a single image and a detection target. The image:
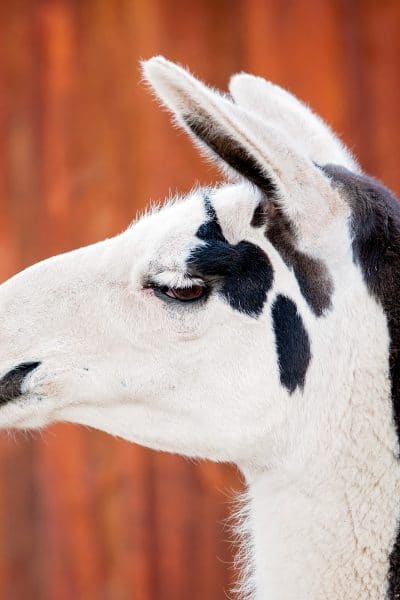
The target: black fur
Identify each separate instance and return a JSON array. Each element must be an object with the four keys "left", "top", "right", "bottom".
[
  {"left": 322, "top": 164, "right": 400, "bottom": 599},
  {"left": 187, "top": 197, "right": 274, "bottom": 317},
  {"left": 182, "top": 111, "right": 277, "bottom": 197},
  {"left": 271, "top": 295, "right": 311, "bottom": 394},
  {"left": 252, "top": 199, "right": 333, "bottom": 317},
  {"left": 251, "top": 202, "right": 268, "bottom": 228},
  {"left": 0, "top": 362, "right": 40, "bottom": 404}
]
